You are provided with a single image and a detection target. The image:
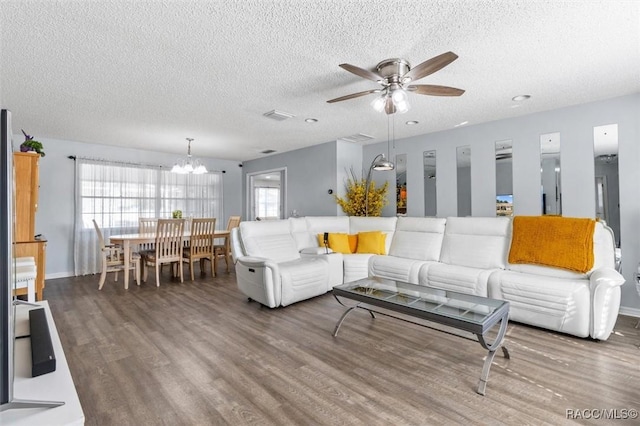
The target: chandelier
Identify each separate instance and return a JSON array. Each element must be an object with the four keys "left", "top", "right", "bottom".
[{"left": 171, "top": 138, "right": 208, "bottom": 174}]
